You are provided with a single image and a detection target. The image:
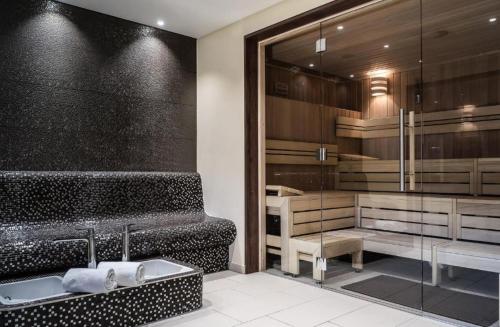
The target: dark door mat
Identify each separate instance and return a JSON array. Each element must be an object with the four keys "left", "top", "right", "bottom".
[{"left": 342, "top": 275, "right": 498, "bottom": 327}]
